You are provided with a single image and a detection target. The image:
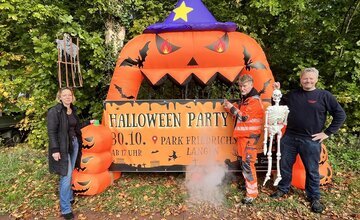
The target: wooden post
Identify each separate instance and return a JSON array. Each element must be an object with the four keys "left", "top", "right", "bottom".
[
  {"left": 57, "top": 45, "right": 62, "bottom": 88},
  {"left": 69, "top": 37, "right": 76, "bottom": 87},
  {"left": 62, "top": 37, "right": 69, "bottom": 87},
  {"left": 76, "top": 37, "right": 83, "bottom": 87}
]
